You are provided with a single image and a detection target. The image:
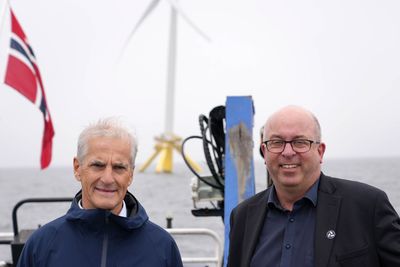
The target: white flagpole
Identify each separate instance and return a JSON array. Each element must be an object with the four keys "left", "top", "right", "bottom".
[
  {"left": 0, "top": 1, "right": 8, "bottom": 28},
  {"left": 0, "top": 0, "right": 10, "bottom": 81}
]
